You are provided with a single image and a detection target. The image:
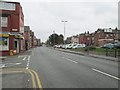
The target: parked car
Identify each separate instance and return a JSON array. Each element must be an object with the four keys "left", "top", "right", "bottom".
[
  {"left": 114, "top": 42, "right": 120, "bottom": 48},
  {"left": 72, "top": 44, "right": 85, "bottom": 49},
  {"left": 102, "top": 43, "right": 114, "bottom": 49}
]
